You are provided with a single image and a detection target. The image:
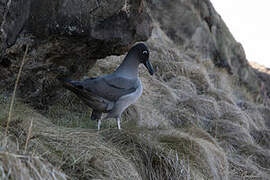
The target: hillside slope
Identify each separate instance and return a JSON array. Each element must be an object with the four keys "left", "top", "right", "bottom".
[{"left": 1, "top": 0, "right": 270, "bottom": 179}]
